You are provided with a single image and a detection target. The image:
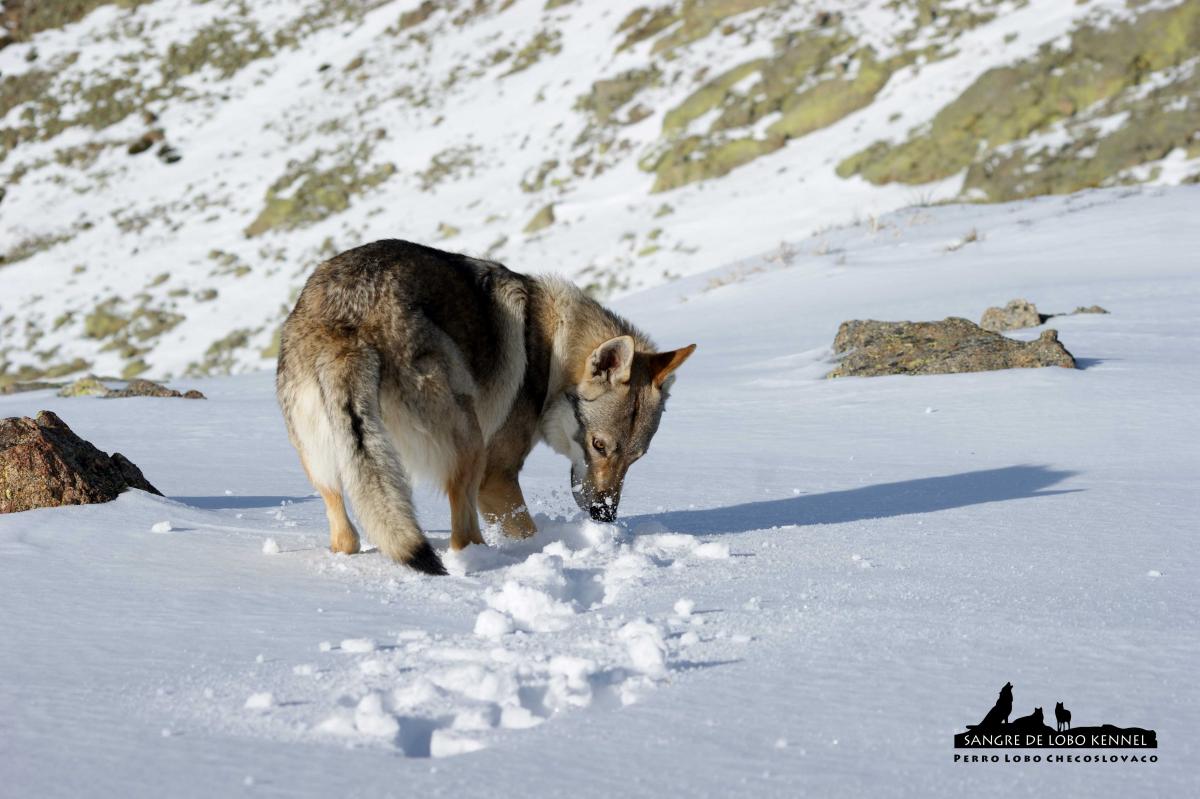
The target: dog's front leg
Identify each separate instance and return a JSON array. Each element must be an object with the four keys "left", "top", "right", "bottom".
[{"left": 478, "top": 470, "right": 537, "bottom": 539}]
